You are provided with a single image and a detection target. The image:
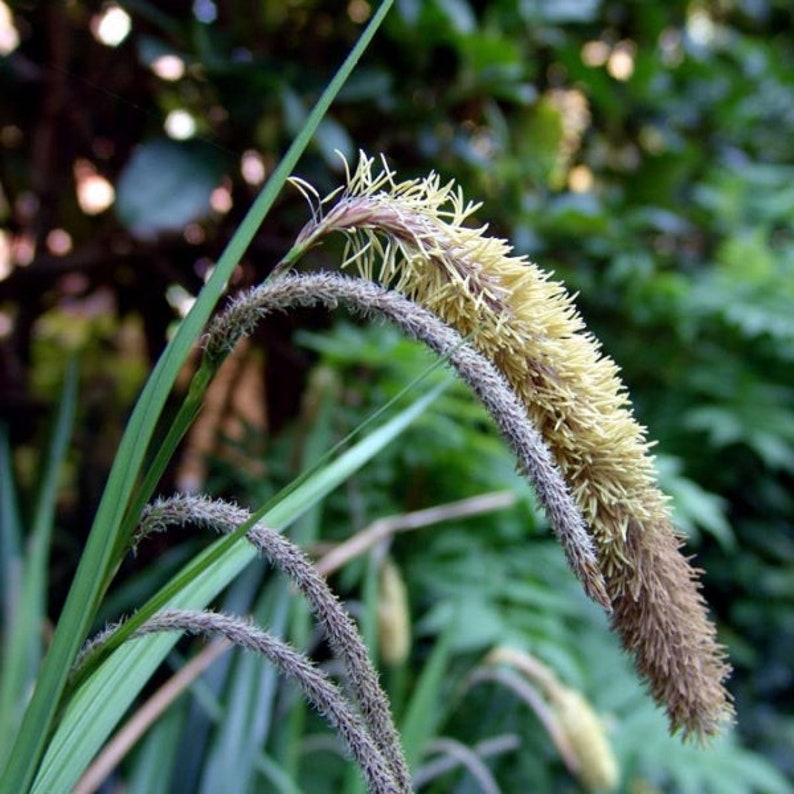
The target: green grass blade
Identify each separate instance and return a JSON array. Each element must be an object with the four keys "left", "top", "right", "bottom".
[
  {"left": 25, "top": 359, "right": 79, "bottom": 649},
  {"left": 0, "top": 4, "right": 393, "bottom": 790},
  {"left": 199, "top": 585, "right": 290, "bottom": 793},
  {"left": 0, "top": 428, "right": 22, "bottom": 630},
  {"left": 255, "top": 755, "right": 304, "bottom": 794},
  {"left": 0, "top": 361, "right": 78, "bottom": 767},
  {"left": 125, "top": 703, "right": 187, "bottom": 794},
  {"left": 32, "top": 384, "right": 435, "bottom": 794},
  {"left": 399, "top": 617, "right": 457, "bottom": 772},
  {"left": 0, "top": 426, "right": 24, "bottom": 762}
]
